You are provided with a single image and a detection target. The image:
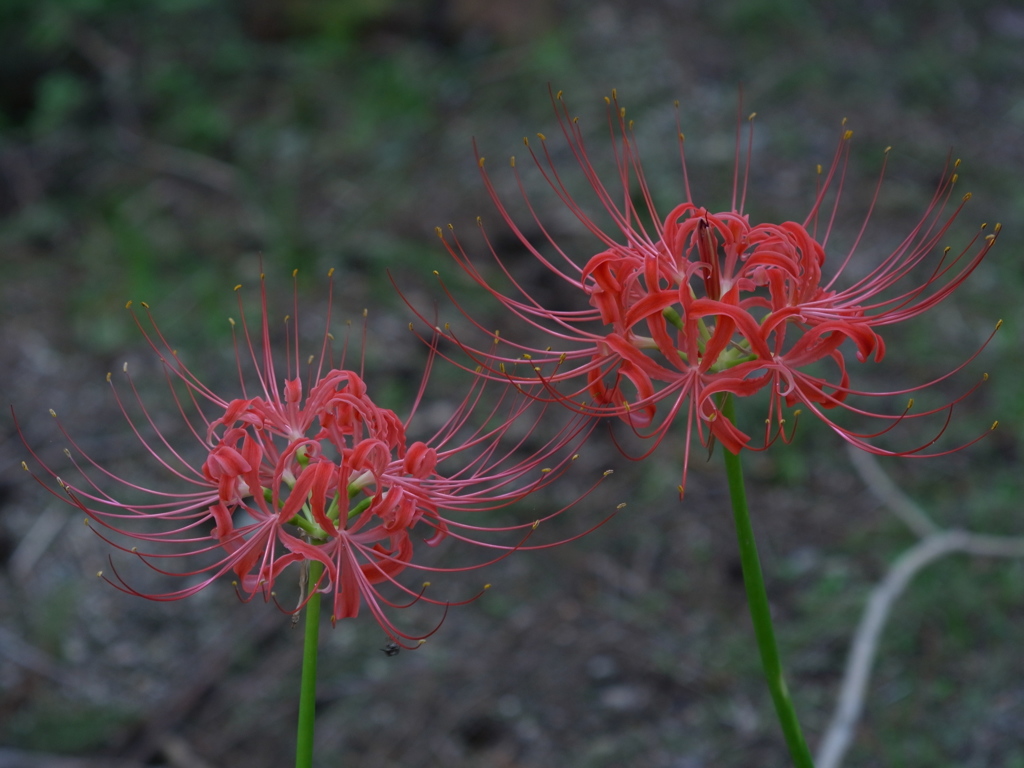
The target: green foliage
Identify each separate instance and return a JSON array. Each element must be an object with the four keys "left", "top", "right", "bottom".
[
  {"left": 29, "top": 71, "right": 89, "bottom": 136},
  {"left": 2, "top": 696, "right": 135, "bottom": 754}
]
